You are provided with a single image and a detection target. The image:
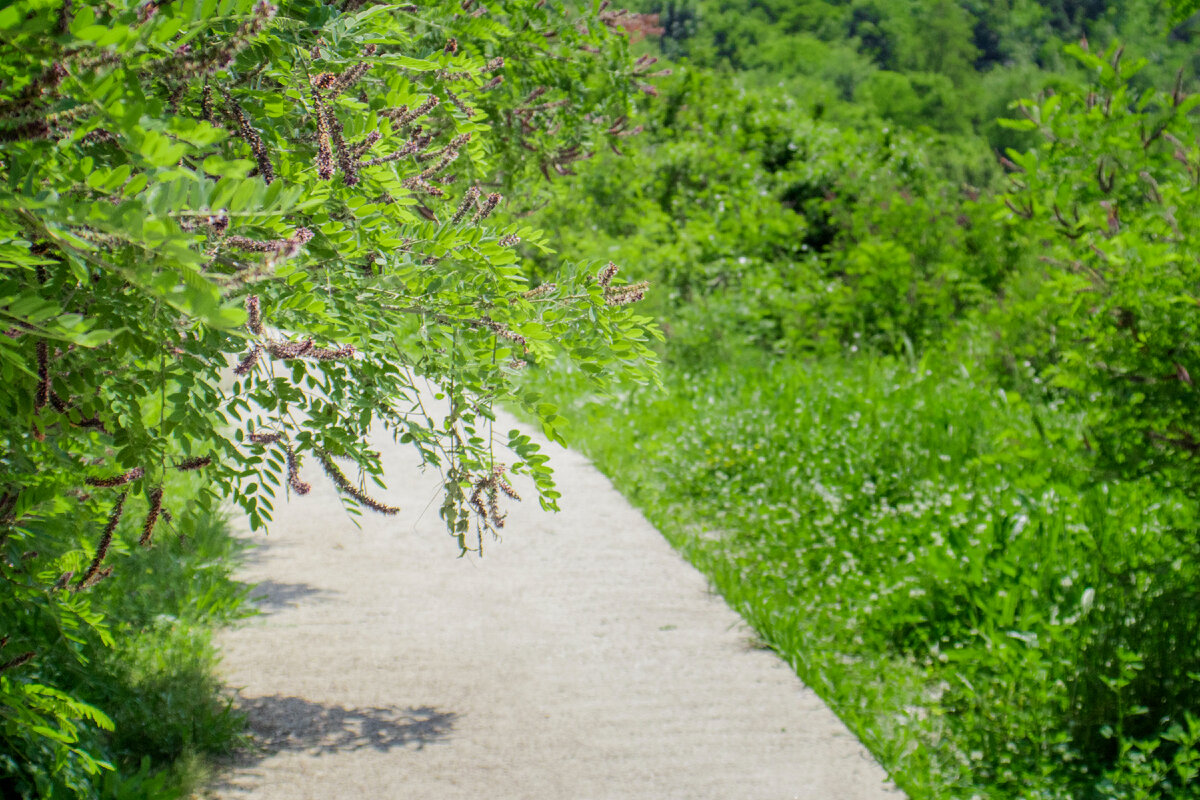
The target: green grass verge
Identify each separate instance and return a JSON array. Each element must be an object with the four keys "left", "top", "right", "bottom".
[{"left": 530, "top": 350, "right": 1200, "bottom": 800}]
